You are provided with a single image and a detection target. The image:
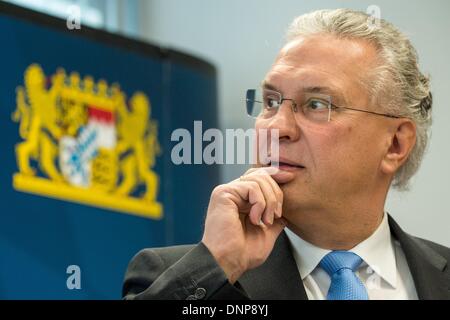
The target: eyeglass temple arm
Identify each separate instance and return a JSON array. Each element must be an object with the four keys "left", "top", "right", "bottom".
[{"left": 335, "top": 106, "right": 400, "bottom": 119}]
